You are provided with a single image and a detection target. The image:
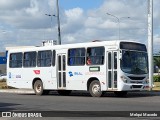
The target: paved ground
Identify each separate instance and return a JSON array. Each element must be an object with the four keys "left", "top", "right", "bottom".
[
  {"left": 0, "top": 90, "right": 160, "bottom": 120},
  {"left": 0, "top": 89, "right": 34, "bottom": 94}
]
